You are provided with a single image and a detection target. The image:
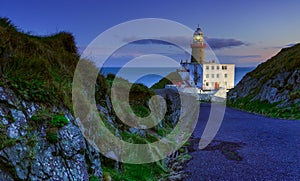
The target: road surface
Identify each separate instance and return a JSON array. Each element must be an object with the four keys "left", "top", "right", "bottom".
[{"left": 184, "top": 103, "right": 300, "bottom": 180}]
